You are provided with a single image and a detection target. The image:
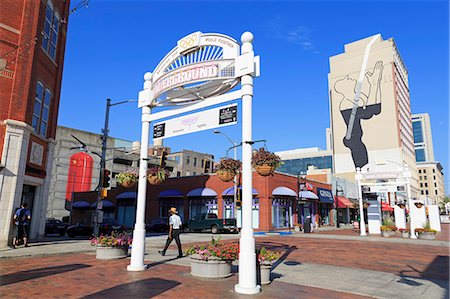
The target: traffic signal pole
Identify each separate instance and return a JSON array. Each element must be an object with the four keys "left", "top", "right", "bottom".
[{"left": 94, "top": 98, "right": 111, "bottom": 236}]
